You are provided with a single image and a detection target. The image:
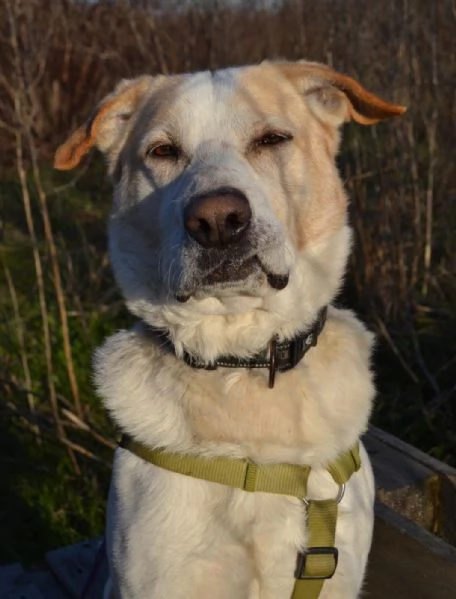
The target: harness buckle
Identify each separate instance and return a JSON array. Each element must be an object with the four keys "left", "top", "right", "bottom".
[{"left": 294, "top": 546, "right": 339, "bottom": 580}]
